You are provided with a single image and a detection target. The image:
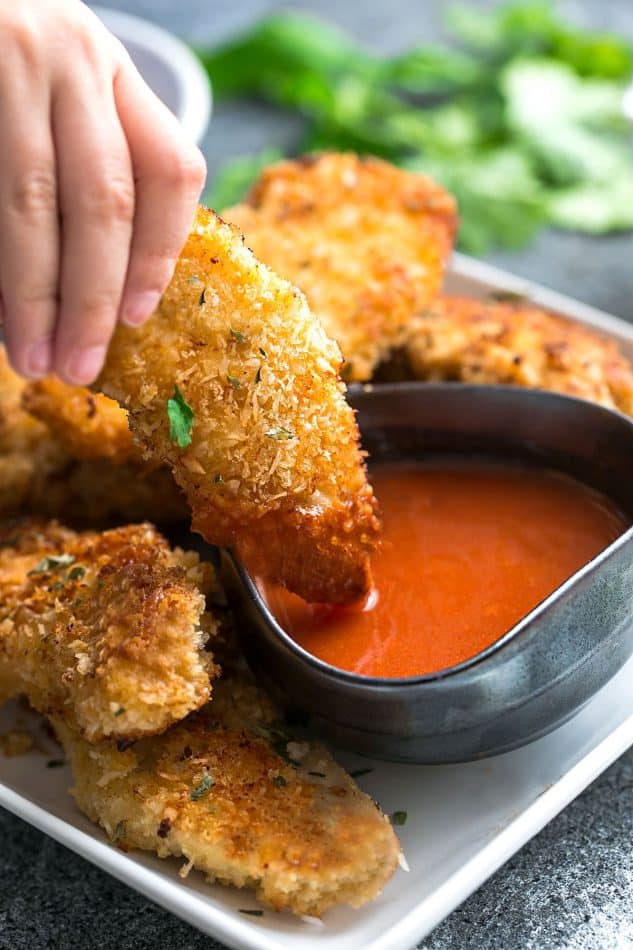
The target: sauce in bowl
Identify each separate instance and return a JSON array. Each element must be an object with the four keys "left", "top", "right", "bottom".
[{"left": 260, "top": 461, "right": 628, "bottom": 678}]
